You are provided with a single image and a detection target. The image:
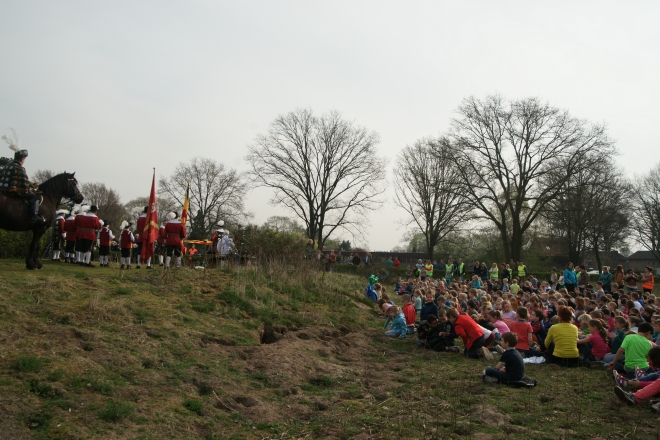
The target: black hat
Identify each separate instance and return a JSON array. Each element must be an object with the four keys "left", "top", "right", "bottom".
[{"left": 90, "top": 205, "right": 98, "bottom": 212}]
